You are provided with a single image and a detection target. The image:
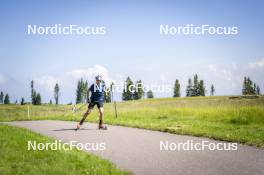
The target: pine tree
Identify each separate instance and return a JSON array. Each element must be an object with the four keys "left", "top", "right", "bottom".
[
  {"left": 247, "top": 78, "right": 254, "bottom": 94},
  {"left": 242, "top": 77, "right": 247, "bottom": 95},
  {"left": 32, "top": 91, "right": 37, "bottom": 105},
  {"left": 122, "top": 77, "right": 134, "bottom": 101},
  {"left": 147, "top": 90, "right": 154, "bottom": 98},
  {"left": 86, "top": 81, "right": 91, "bottom": 104},
  {"left": 54, "top": 83, "right": 60, "bottom": 105},
  {"left": 242, "top": 76, "right": 260, "bottom": 95},
  {"left": 104, "top": 86, "right": 111, "bottom": 103},
  {"left": 80, "top": 79, "right": 84, "bottom": 103},
  {"left": 110, "top": 82, "right": 114, "bottom": 102},
  {"left": 253, "top": 83, "right": 257, "bottom": 94},
  {"left": 192, "top": 74, "right": 199, "bottom": 96},
  {"left": 134, "top": 80, "right": 144, "bottom": 100},
  {"left": 4, "top": 94, "right": 10, "bottom": 104},
  {"left": 30, "top": 80, "right": 42, "bottom": 105},
  {"left": 76, "top": 80, "right": 82, "bottom": 104},
  {"left": 210, "top": 84, "right": 215, "bottom": 96},
  {"left": 0, "top": 91, "right": 4, "bottom": 104},
  {"left": 173, "top": 79, "right": 181, "bottom": 97},
  {"left": 75, "top": 79, "right": 89, "bottom": 104},
  {"left": 198, "top": 80, "right": 205, "bottom": 96},
  {"left": 104, "top": 82, "right": 115, "bottom": 103},
  {"left": 31, "top": 80, "right": 35, "bottom": 104},
  {"left": 35, "top": 93, "right": 41, "bottom": 105},
  {"left": 20, "top": 98, "right": 25, "bottom": 105},
  {"left": 82, "top": 80, "right": 88, "bottom": 103},
  {"left": 186, "top": 78, "right": 193, "bottom": 97},
  {"left": 256, "top": 85, "right": 261, "bottom": 95},
  {"left": 186, "top": 74, "right": 206, "bottom": 97}
]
